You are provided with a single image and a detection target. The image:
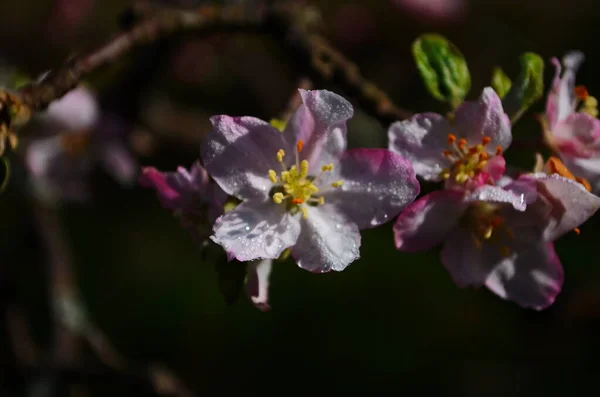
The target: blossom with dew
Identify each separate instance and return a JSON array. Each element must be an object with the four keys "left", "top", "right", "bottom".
[
  {"left": 139, "top": 161, "right": 229, "bottom": 247},
  {"left": 393, "top": 163, "right": 600, "bottom": 310},
  {"left": 542, "top": 51, "right": 600, "bottom": 193},
  {"left": 201, "top": 89, "right": 420, "bottom": 273},
  {"left": 25, "top": 86, "right": 137, "bottom": 204},
  {"left": 388, "top": 87, "right": 510, "bottom": 191}
]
